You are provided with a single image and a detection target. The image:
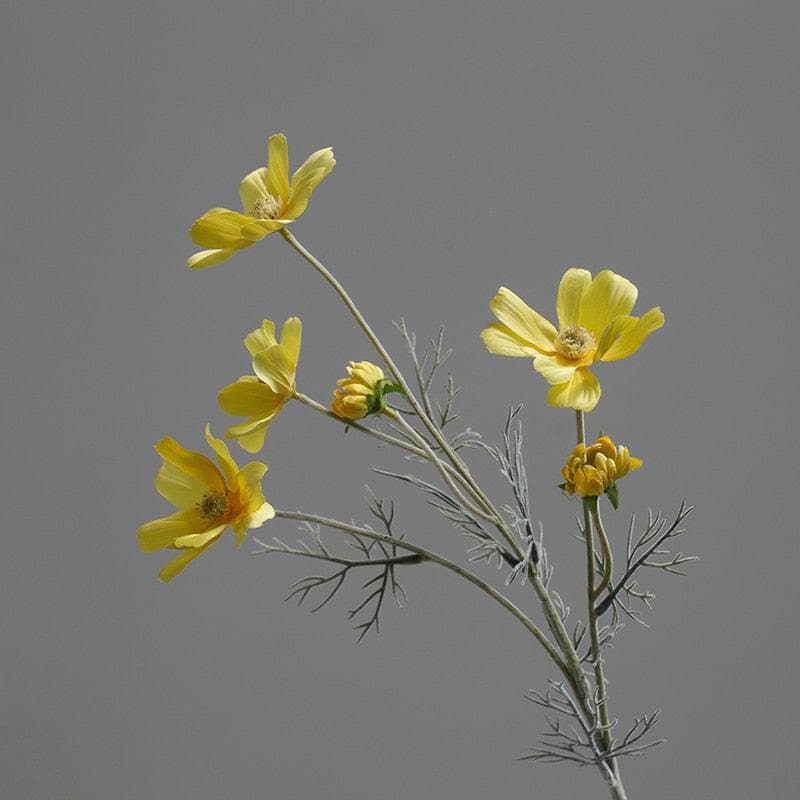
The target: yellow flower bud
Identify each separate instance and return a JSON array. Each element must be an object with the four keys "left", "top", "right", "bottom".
[
  {"left": 331, "top": 361, "right": 388, "bottom": 421},
  {"left": 561, "top": 435, "right": 643, "bottom": 499}
]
